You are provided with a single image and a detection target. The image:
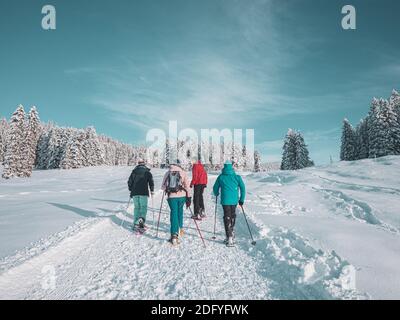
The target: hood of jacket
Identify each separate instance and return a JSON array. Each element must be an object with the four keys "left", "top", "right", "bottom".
[
  {"left": 221, "top": 163, "right": 236, "bottom": 175},
  {"left": 169, "top": 164, "right": 184, "bottom": 173},
  {"left": 133, "top": 164, "right": 150, "bottom": 173},
  {"left": 192, "top": 162, "right": 204, "bottom": 171}
]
